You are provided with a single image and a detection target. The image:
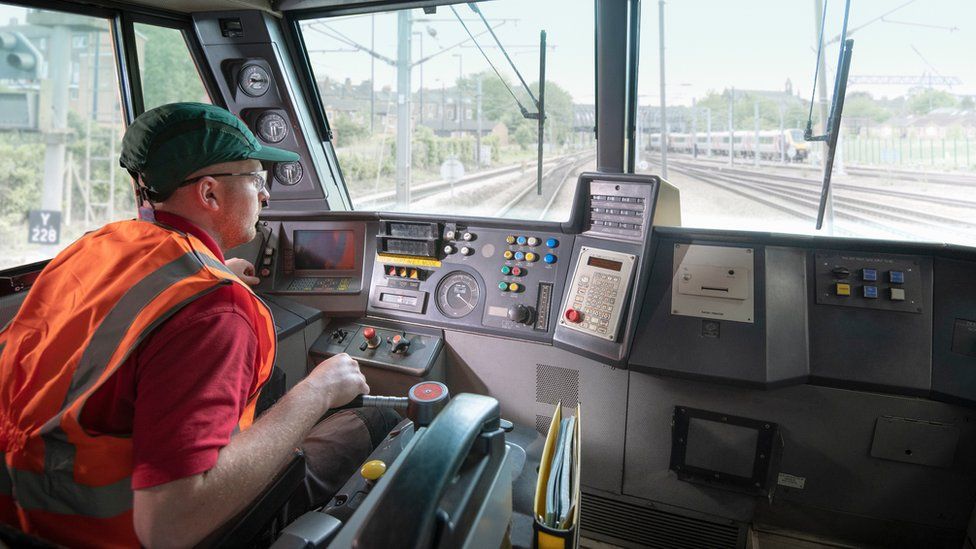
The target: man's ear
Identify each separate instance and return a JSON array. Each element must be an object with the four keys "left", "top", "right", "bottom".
[{"left": 192, "top": 177, "right": 221, "bottom": 211}]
